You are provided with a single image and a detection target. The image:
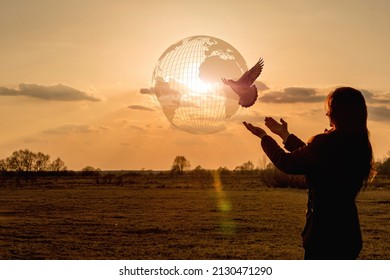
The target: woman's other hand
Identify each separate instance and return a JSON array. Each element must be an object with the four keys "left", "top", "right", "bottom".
[
  {"left": 265, "top": 117, "right": 290, "bottom": 142},
  {"left": 243, "top": 122, "right": 267, "bottom": 139}
]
